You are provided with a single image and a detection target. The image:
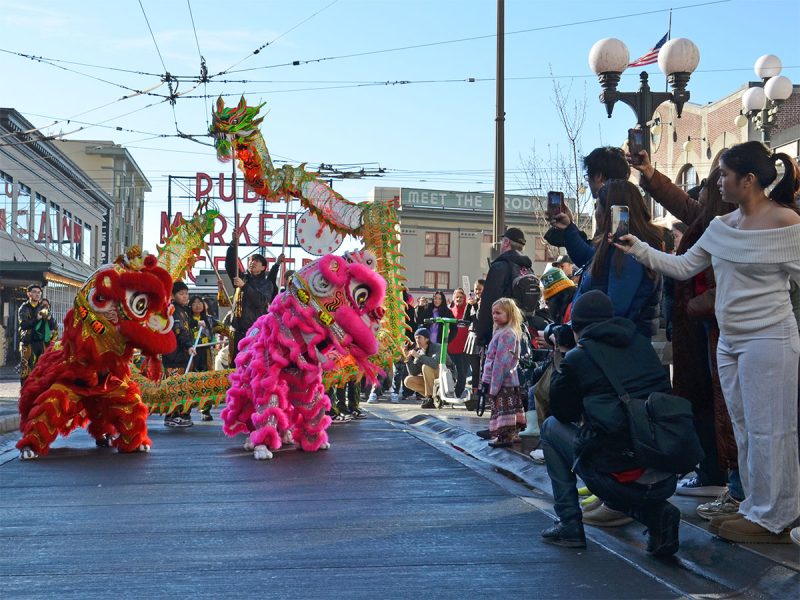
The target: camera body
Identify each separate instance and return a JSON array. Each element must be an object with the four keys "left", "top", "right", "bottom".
[{"left": 543, "top": 322, "right": 575, "bottom": 349}]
